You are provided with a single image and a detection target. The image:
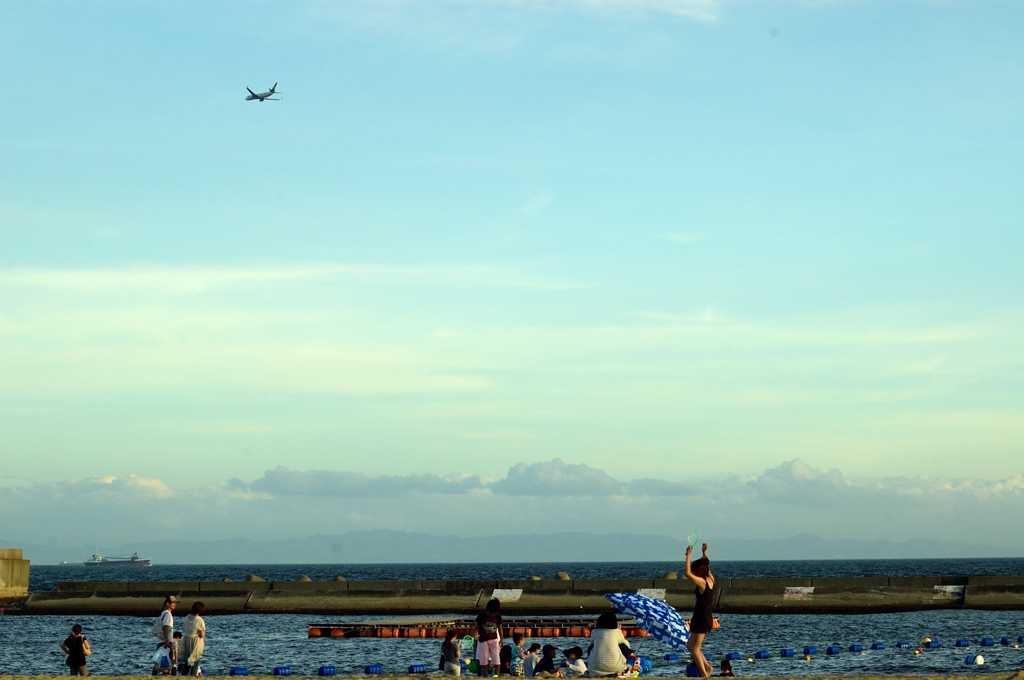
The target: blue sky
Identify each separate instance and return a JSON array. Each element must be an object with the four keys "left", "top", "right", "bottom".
[{"left": 1, "top": 1, "right": 1023, "bottom": 545}]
